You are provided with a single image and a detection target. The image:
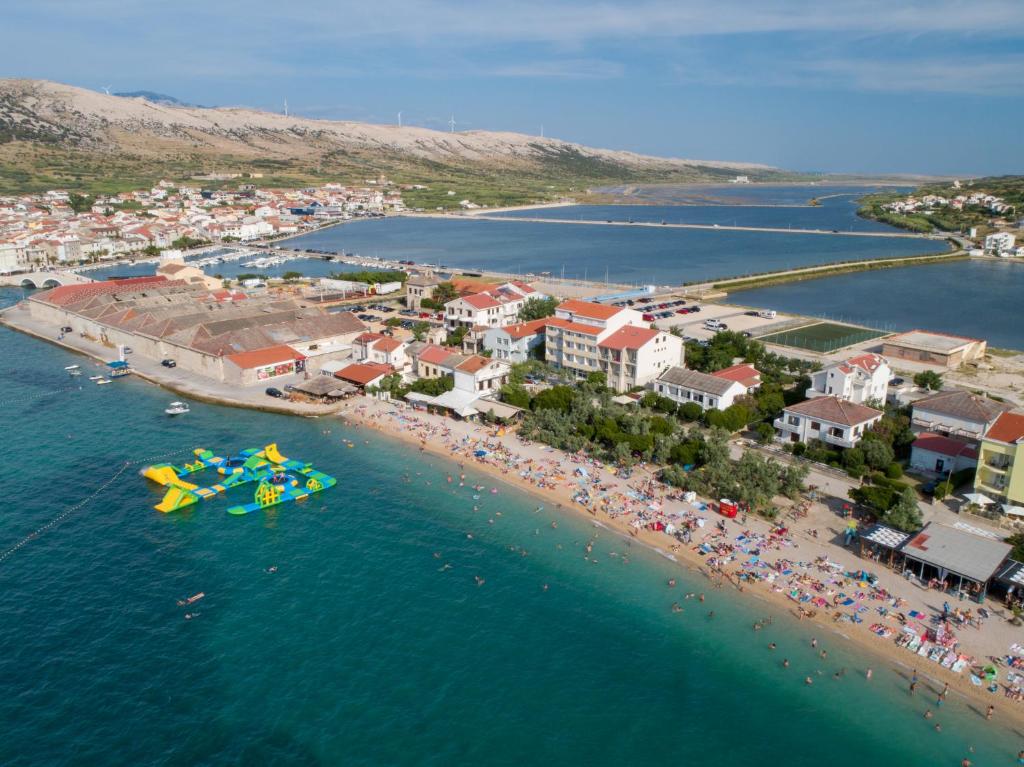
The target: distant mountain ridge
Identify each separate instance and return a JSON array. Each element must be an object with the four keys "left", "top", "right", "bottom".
[{"left": 0, "top": 78, "right": 791, "bottom": 195}]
